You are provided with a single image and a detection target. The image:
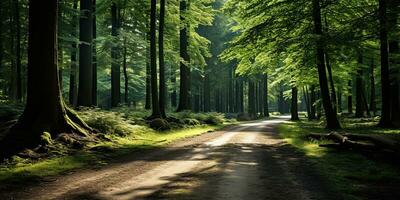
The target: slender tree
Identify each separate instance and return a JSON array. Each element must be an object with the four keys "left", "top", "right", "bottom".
[
  {"left": 14, "top": 0, "right": 22, "bottom": 102},
  {"left": 291, "top": 86, "right": 299, "bottom": 120},
  {"left": 77, "top": 0, "right": 93, "bottom": 106},
  {"left": 312, "top": 0, "right": 341, "bottom": 129},
  {"left": 177, "top": 0, "right": 191, "bottom": 112},
  {"left": 111, "top": 2, "right": 121, "bottom": 107},
  {"left": 159, "top": 0, "right": 167, "bottom": 118},
  {"left": 378, "top": 0, "right": 393, "bottom": 127},
  {"left": 69, "top": 1, "right": 78, "bottom": 106},
  {"left": 92, "top": 0, "right": 97, "bottom": 106},
  {"left": 149, "top": 0, "right": 161, "bottom": 117}
]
